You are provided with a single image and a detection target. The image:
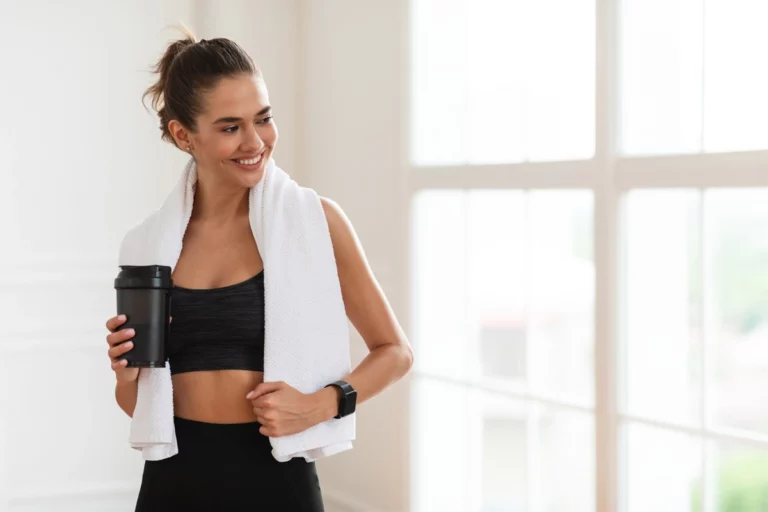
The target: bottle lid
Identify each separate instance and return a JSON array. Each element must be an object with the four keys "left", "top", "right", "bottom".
[{"left": 114, "top": 265, "right": 173, "bottom": 290}]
